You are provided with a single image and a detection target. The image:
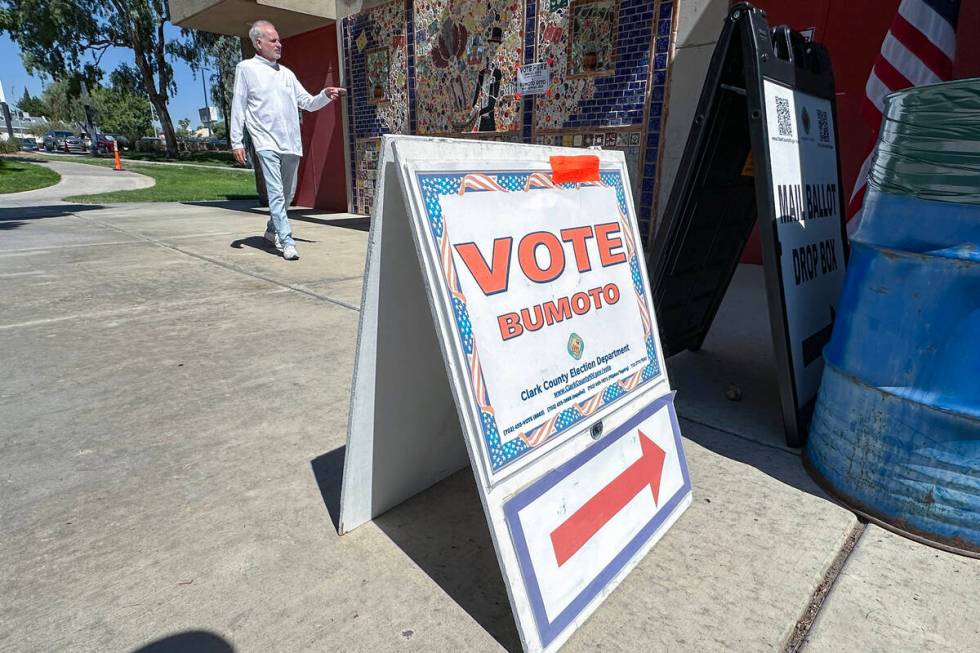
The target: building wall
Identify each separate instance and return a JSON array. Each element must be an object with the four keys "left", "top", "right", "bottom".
[
  {"left": 341, "top": 0, "right": 679, "bottom": 245},
  {"left": 279, "top": 24, "right": 349, "bottom": 211},
  {"left": 656, "top": 0, "right": 980, "bottom": 262}
]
